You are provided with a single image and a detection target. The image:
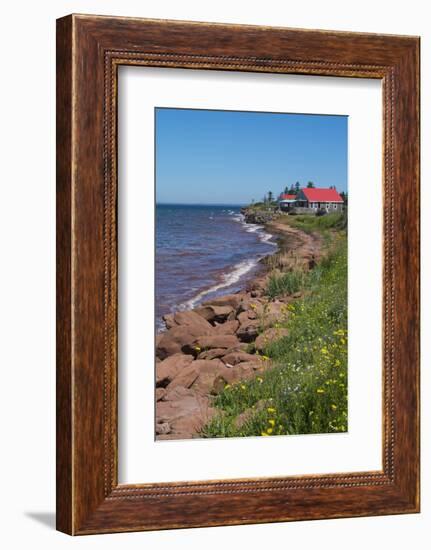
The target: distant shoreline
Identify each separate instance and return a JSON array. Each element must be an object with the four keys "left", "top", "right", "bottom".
[{"left": 156, "top": 202, "right": 248, "bottom": 208}]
